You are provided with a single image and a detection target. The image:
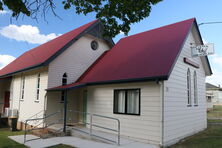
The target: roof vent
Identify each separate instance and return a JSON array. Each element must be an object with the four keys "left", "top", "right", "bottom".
[{"left": 91, "top": 40, "right": 99, "bottom": 50}]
